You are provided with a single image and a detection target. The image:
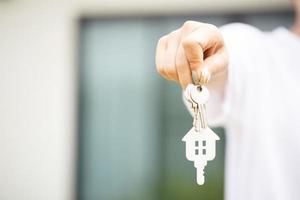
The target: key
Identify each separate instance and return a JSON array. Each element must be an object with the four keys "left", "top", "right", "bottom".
[
  {"left": 185, "top": 84, "right": 209, "bottom": 131},
  {"left": 184, "top": 84, "right": 198, "bottom": 113},
  {"left": 190, "top": 85, "right": 209, "bottom": 106},
  {"left": 184, "top": 85, "right": 200, "bottom": 129},
  {"left": 190, "top": 85, "right": 209, "bottom": 130},
  {"left": 182, "top": 84, "right": 220, "bottom": 185}
]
